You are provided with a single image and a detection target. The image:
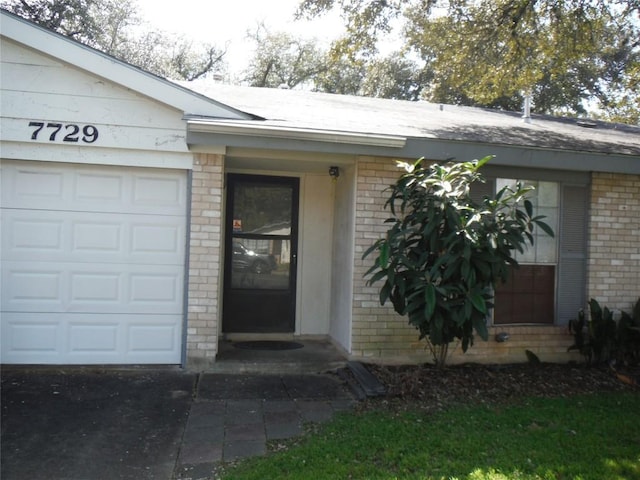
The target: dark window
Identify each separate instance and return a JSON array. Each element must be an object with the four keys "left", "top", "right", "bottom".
[{"left": 494, "top": 265, "right": 555, "bottom": 324}]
